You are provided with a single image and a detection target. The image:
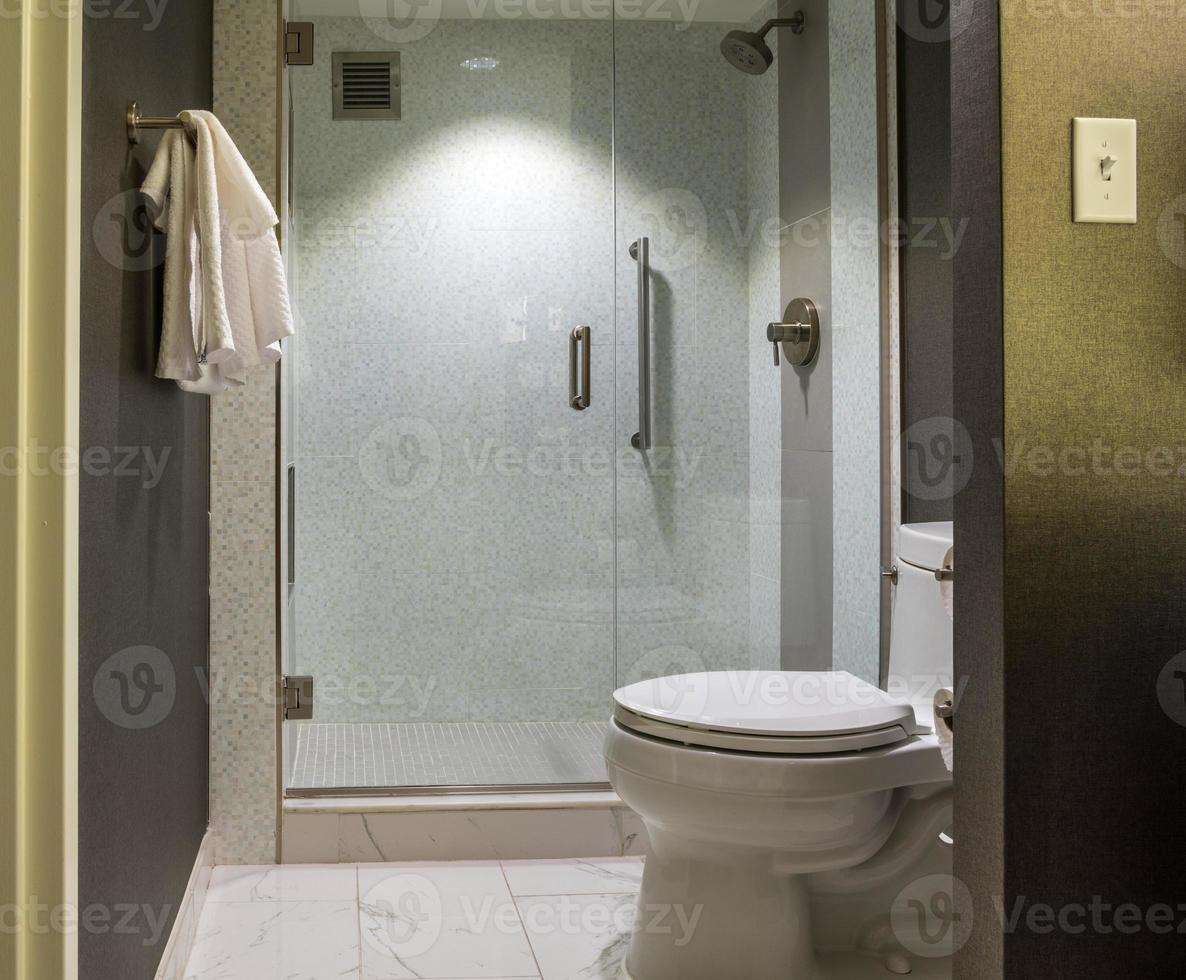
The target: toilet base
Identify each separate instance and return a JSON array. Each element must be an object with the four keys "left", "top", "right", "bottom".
[
  {"left": 624, "top": 832, "right": 820, "bottom": 980},
  {"left": 620, "top": 825, "right": 954, "bottom": 980},
  {"left": 604, "top": 712, "right": 954, "bottom": 980}
]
